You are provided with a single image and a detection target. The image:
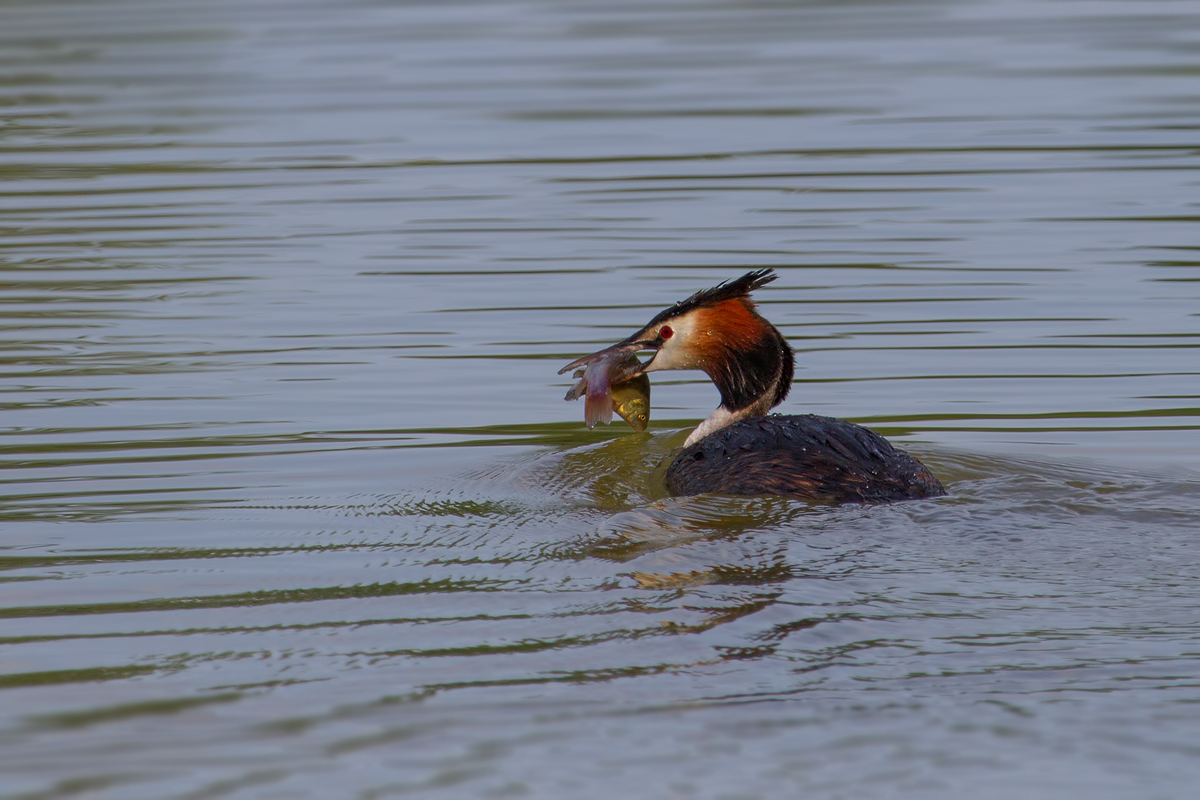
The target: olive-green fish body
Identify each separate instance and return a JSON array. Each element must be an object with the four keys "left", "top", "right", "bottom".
[{"left": 610, "top": 372, "right": 651, "bottom": 432}]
